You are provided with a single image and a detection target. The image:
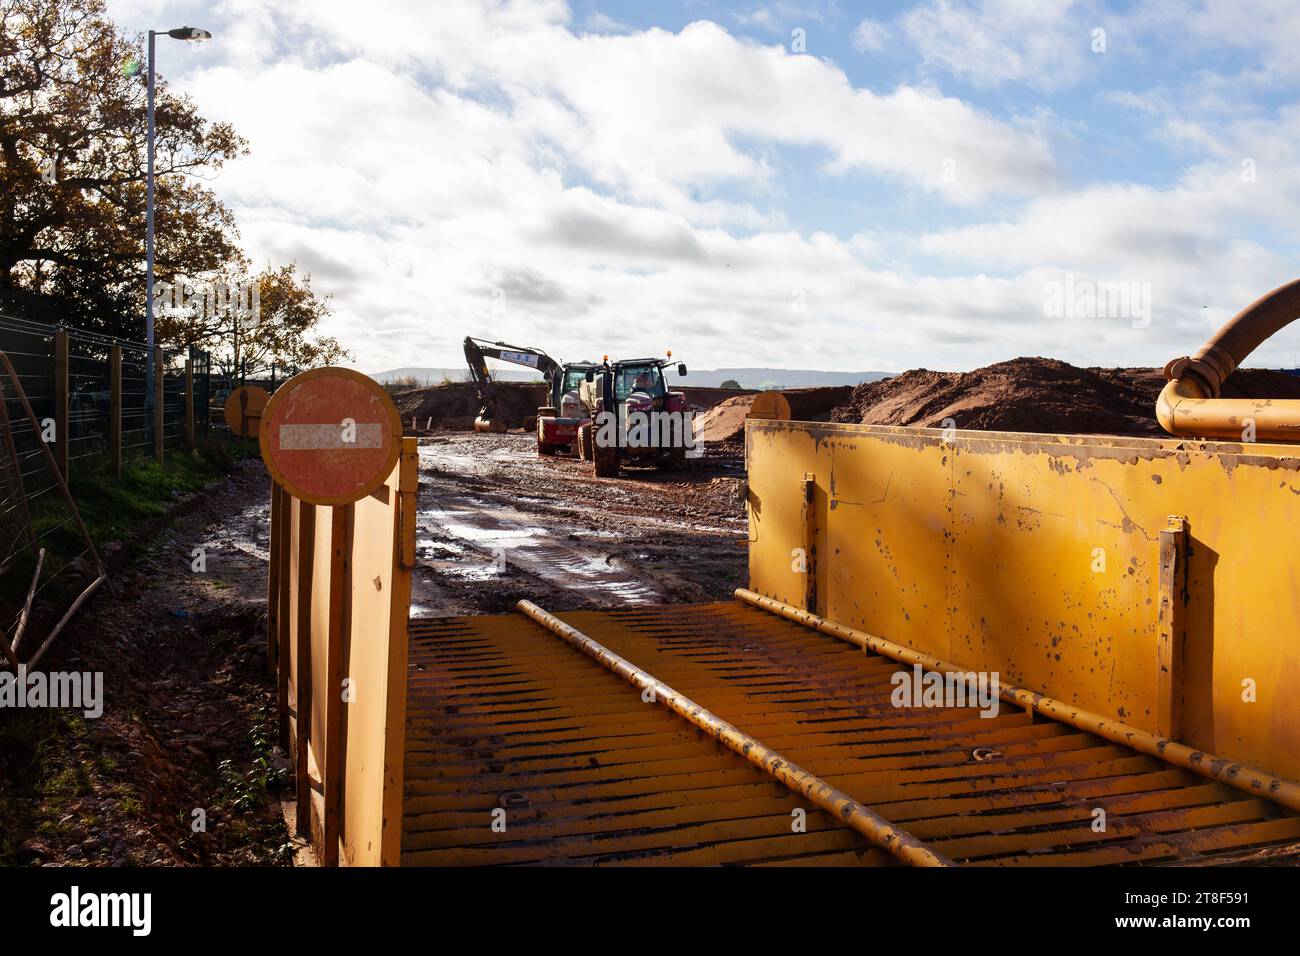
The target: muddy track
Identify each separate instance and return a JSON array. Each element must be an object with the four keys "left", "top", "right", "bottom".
[{"left": 411, "top": 433, "right": 749, "bottom": 616}]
